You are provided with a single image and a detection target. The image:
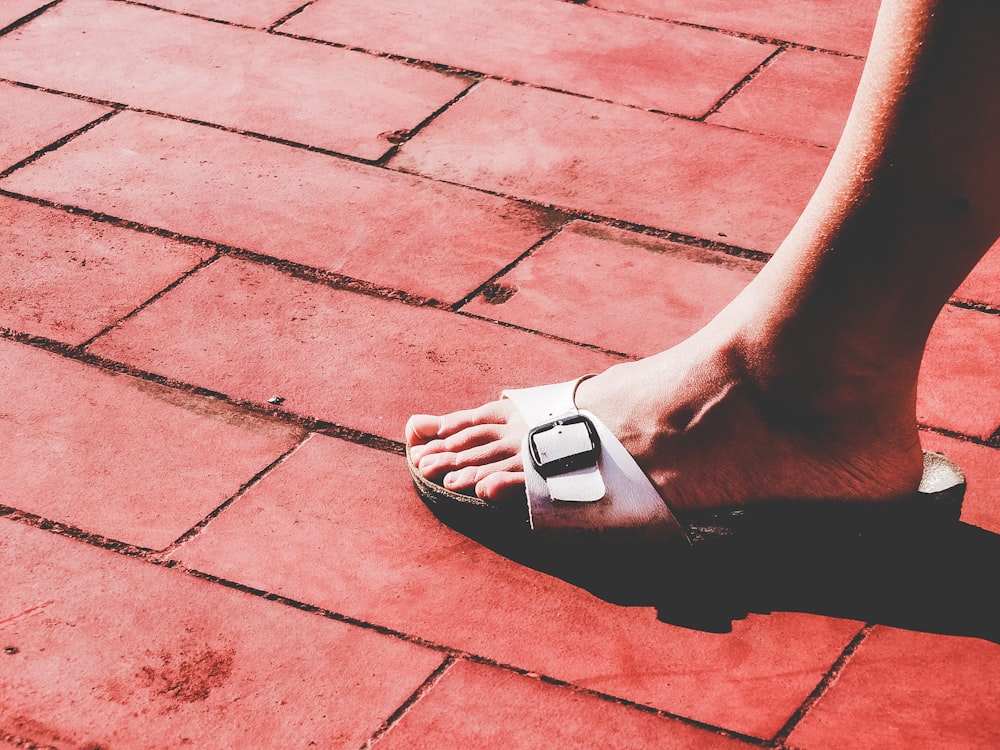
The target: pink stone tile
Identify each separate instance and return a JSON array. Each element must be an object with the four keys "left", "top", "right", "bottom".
[
  {"left": 955, "top": 238, "right": 1000, "bottom": 309},
  {"left": 150, "top": 0, "right": 304, "bottom": 27},
  {"left": 592, "top": 0, "right": 880, "bottom": 57},
  {"left": 709, "top": 49, "right": 864, "bottom": 147},
  {"left": 920, "top": 432, "right": 1000, "bottom": 535},
  {"left": 463, "top": 221, "right": 759, "bottom": 355},
  {"left": 87, "top": 257, "right": 620, "bottom": 441},
  {"left": 172, "top": 434, "right": 864, "bottom": 738},
  {"left": 0, "top": 521, "right": 444, "bottom": 748},
  {"left": 918, "top": 305, "right": 1000, "bottom": 439},
  {"left": 373, "top": 659, "right": 753, "bottom": 749},
  {"left": 0, "top": 196, "right": 212, "bottom": 344},
  {"left": 393, "top": 80, "right": 831, "bottom": 252},
  {"left": 788, "top": 627, "right": 1000, "bottom": 749},
  {"left": 0, "top": 338, "right": 304, "bottom": 549},
  {"left": 0, "top": 0, "right": 46, "bottom": 30},
  {"left": 0, "top": 0, "right": 469, "bottom": 159},
  {"left": 282, "top": 0, "right": 774, "bottom": 118},
  {"left": 2, "top": 111, "right": 554, "bottom": 303},
  {"left": 0, "top": 80, "right": 109, "bottom": 170}
]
